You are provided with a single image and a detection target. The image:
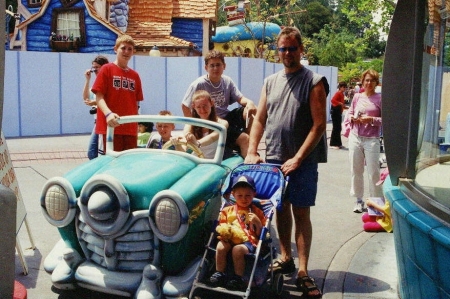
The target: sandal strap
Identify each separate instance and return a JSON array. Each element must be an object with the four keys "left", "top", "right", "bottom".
[
  {"left": 271, "top": 257, "right": 295, "bottom": 274},
  {"left": 300, "top": 275, "right": 315, "bottom": 283},
  {"left": 296, "top": 276, "right": 322, "bottom": 298},
  {"left": 273, "top": 258, "right": 292, "bottom": 266},
  {"left": 273, "top": 259, "right": 283, "bottom": 267}
]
